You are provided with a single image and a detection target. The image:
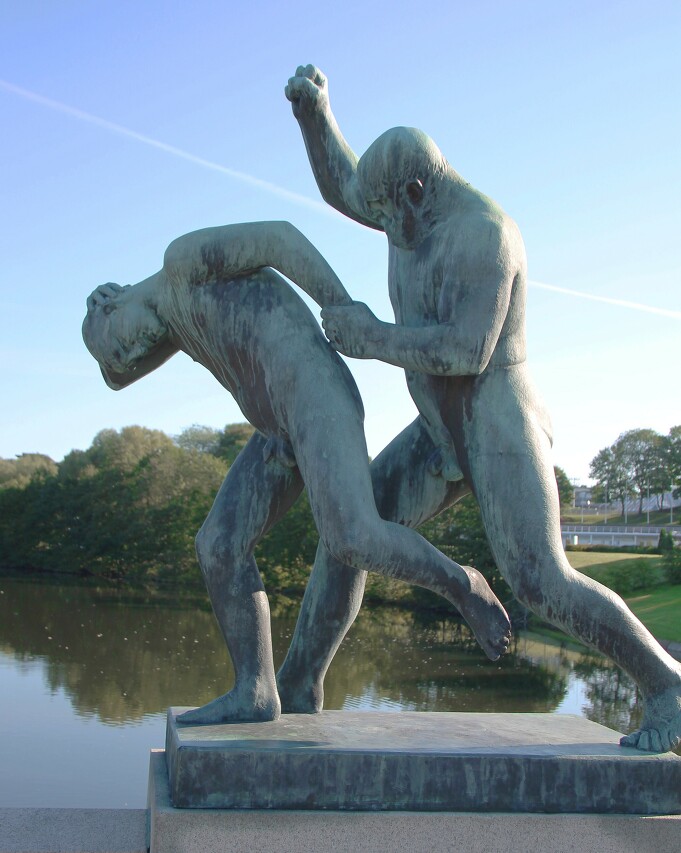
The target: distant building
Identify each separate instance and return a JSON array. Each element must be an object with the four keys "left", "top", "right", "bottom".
[
  {"left": 561, "top": 524, "right": 681, "bottom": 549},
  {"left": 573, "top": 486, "right": 593, "bottom": 508}
]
